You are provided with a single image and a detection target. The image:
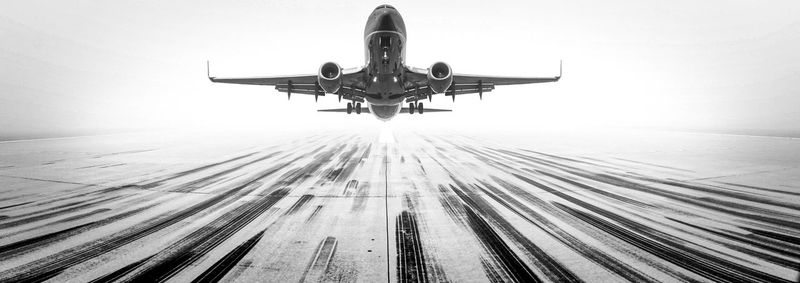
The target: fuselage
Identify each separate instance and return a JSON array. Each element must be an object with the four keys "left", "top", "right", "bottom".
[{"left": 363, "top": 5, "right": 406, "bottom": 121}]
